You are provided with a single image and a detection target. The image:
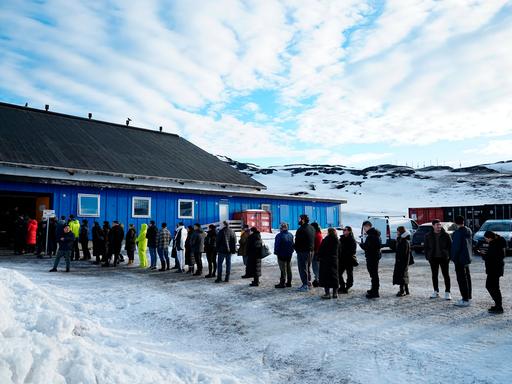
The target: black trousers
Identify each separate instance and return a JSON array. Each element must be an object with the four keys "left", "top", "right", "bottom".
[
  {"left": 127, "top": 248, "right": 135, "bottom": 261},
  {"left": 206, "top": 249, "right": 217, "bottom": 275},
  {"left": 429, "top": 258, "right": 451, "bottom": 292},
  {"left": 455, "top": 264, "right": 472, "bottom": 301},
  {"left": 338, "top": 260, "right": 353, "bottom": 289},
  {"left": 195, "top": 251, "right": 203, "bottom": 272},
  {"left": 486, "top": 274, "right": 502, "bottom": 307},
  {"left": 366, "top": 258, "right": 379, "bottom": 293},
  {"left": 80, "top": 240, "right": 91, "bottom": 259},
  {"left": 73, "top": 239, "right": 80, "bottom": 260}
]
